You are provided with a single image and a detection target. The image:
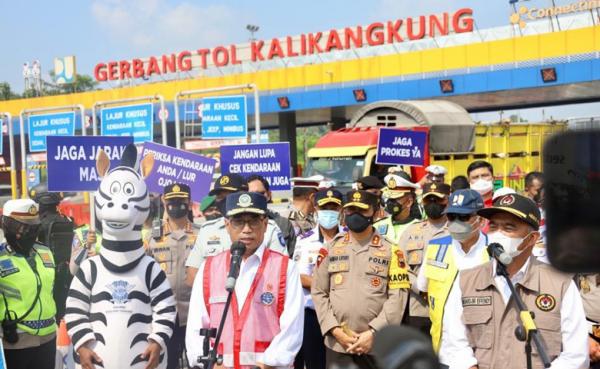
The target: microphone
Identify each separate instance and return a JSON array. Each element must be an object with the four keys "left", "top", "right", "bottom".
[
  {"left": 373, "top": 325, "right": 439, "bottom": 369},
  {"left": 225, "top": 241, "right": 246, "bottom": 292},
  {"left": 487, "top": 242, "right": 513, "bottom": 265}
]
